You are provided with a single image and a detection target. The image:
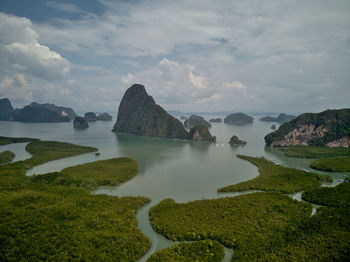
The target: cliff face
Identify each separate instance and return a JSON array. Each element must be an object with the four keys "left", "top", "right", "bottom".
[
  {"left": 184, "top": 115, "right": 211, "bottom": 128},
  {"left": 0, "top": 98, "right": 14, "bottom": 120},
  {"left": 188, "top": 125, "right": 215, "bottom": 141},
  {"left": 224, "top": 112, "right": 253, "bottom": 124},
  {"left": 265, "top": 108, "right": 350, "bottom": 147},
  {"left": 113, "top": 84, "right": 188, "bottom": 139}
]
